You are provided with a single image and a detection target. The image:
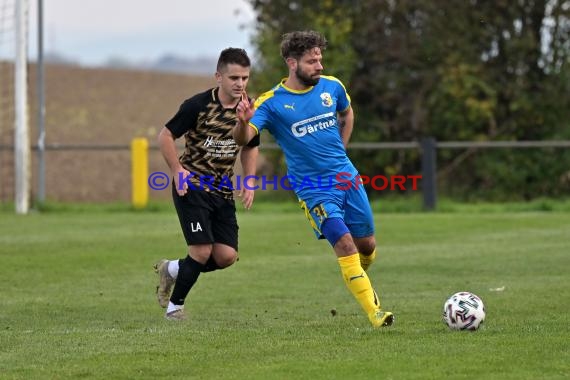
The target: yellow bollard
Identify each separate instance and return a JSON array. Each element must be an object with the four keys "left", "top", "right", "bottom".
[{"left": 131, "top": 137, "right": 149, "bottom": 209}]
